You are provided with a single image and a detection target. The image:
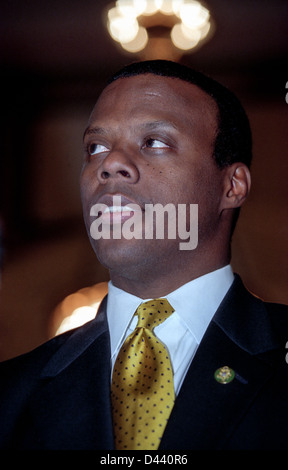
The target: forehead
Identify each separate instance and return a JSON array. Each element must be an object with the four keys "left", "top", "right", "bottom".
[{"left": 90, "top": 74, "right": 217, "bottom": 129}]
